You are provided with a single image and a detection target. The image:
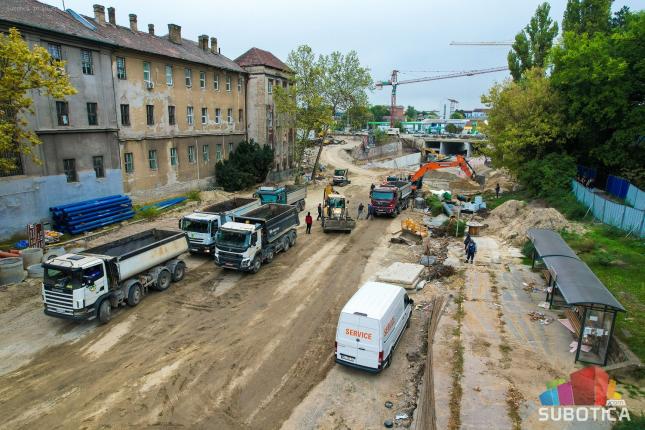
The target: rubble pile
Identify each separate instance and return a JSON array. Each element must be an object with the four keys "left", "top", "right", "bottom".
[{"left": 485, "top": 200, "right": 583, "bottom": 245}]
